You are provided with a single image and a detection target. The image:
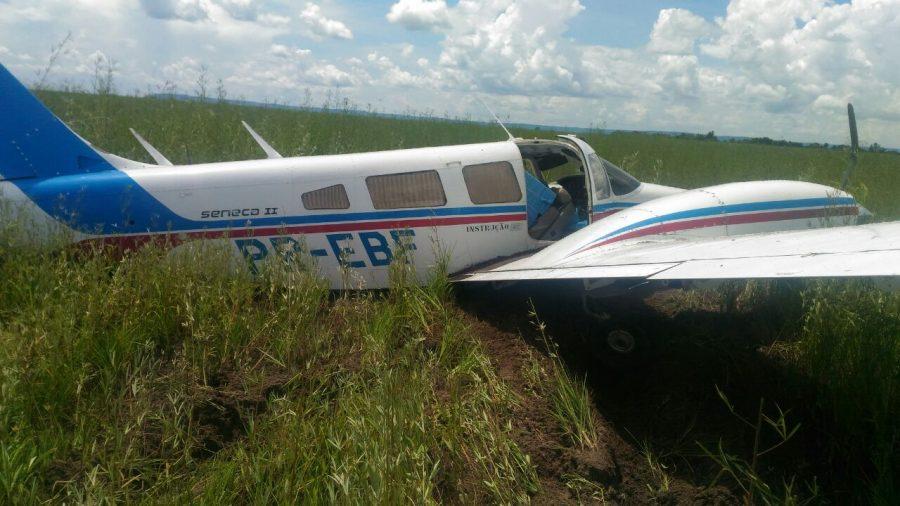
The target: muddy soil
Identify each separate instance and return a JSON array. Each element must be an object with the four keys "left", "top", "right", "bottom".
[
  {"left": 456, "top": 281, "right": 831, "bottom": 504},
  {"left": 466, "top": 315, "right": 735, "bottom": 504}
]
